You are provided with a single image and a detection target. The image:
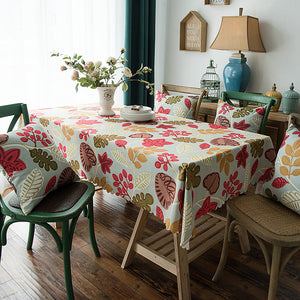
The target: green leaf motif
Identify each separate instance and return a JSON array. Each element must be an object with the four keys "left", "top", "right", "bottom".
[
  {"left": 122, "top": 82, "right": 128, "bottom": 92},
  {"left": 165, "top": 95, "right": 183, "bottom": 104},
  {"left": 232, "top": 107, "right": 254, "bottom": 118},
  {"left": 29, "top": 148, "right": 58, "bottom": 171},
  {"left": 20, "top": 168, "right": 43, "bottom": 205}
]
